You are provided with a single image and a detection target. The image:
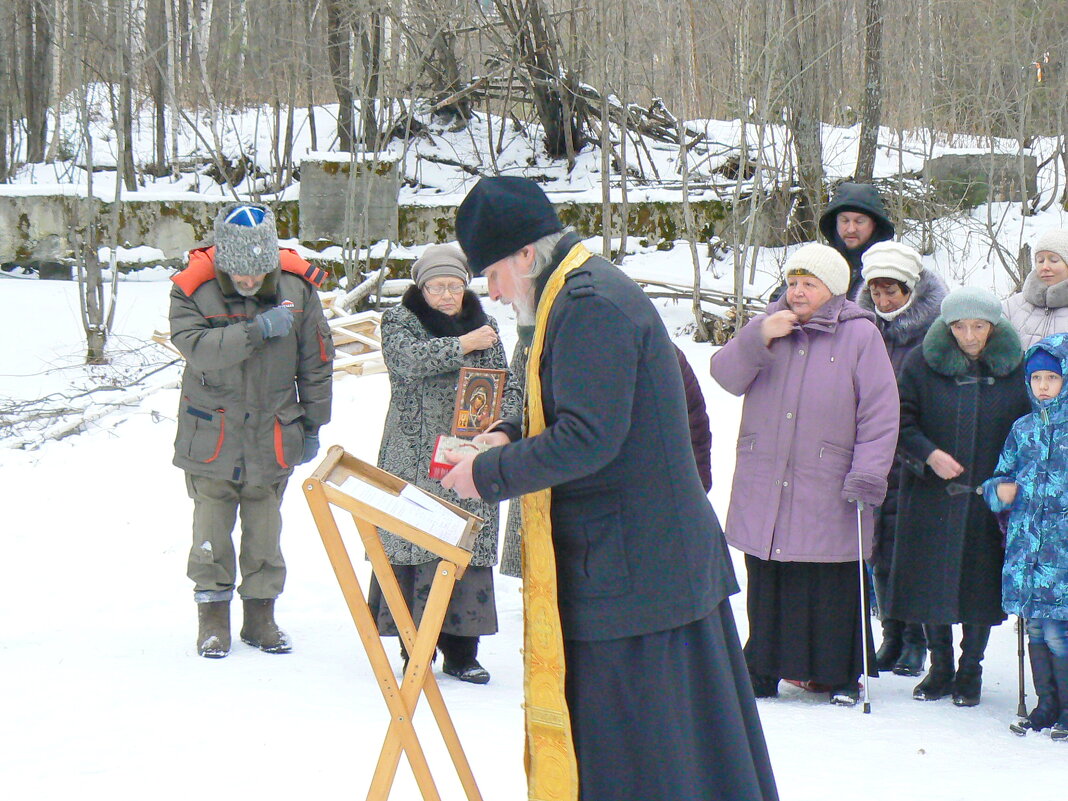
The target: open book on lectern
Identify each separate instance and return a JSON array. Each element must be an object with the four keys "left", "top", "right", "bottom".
[{"left": 311, "top": 448, "right": 482, "bottom": 562}]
